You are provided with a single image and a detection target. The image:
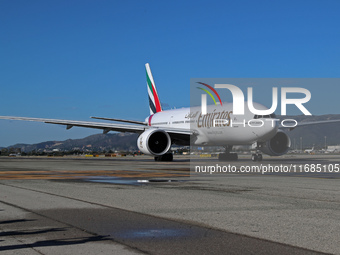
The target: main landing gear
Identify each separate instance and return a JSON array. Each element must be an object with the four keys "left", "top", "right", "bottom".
[
  {"left": 218, "top": 145, "right": 238, "bottom": 161},
  {"left": 154, "top": 152, "right": 173, "bottom": 162}
]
